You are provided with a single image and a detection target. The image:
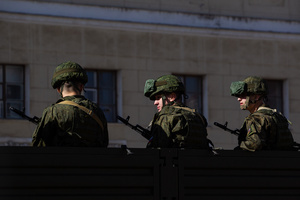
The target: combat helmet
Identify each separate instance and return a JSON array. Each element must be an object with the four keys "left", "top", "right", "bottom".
[
  {"left": 230, "top": 76, "right": 268, "bottom": 97},
  {"left": 51, "top": 61, "right": 88, "bottom": 89},
  {"left": 144, "top": 75, "right": 185, "bottom": 100}
]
